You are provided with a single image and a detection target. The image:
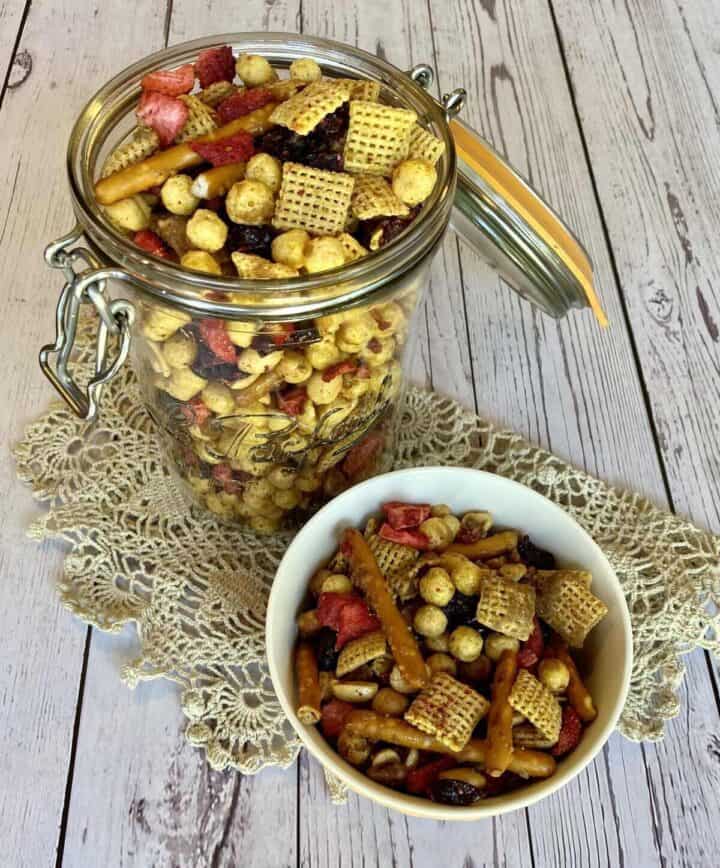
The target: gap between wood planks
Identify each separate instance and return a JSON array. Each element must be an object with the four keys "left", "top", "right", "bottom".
[{"left": 545, "top": 0, "right": 720, "bottom": 709}]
